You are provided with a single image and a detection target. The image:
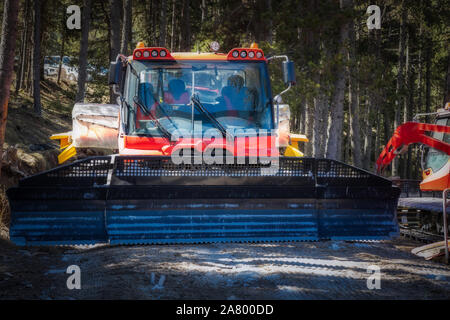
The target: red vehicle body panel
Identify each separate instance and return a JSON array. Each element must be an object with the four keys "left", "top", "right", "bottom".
[{"left": 123, "top": 135, "right": 279, "bottom": 157}]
